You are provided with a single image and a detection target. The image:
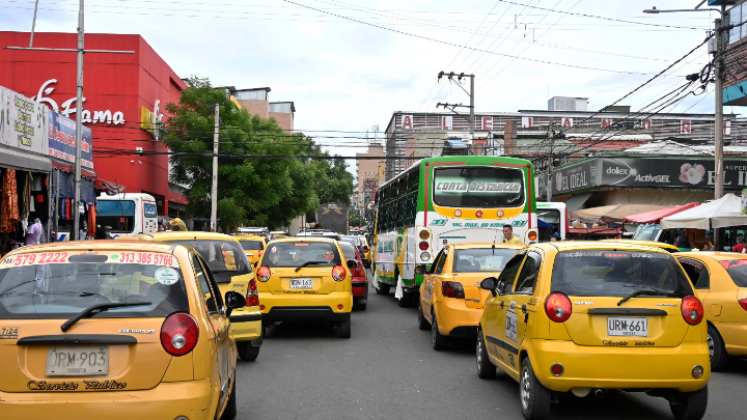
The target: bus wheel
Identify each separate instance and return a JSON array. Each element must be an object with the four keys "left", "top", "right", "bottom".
[
  {"left": 399, "top": 289, "right": 417, "bottom": 308},
  {"left": 376, "top": 282, "right": 390, "bottom": 295}
]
